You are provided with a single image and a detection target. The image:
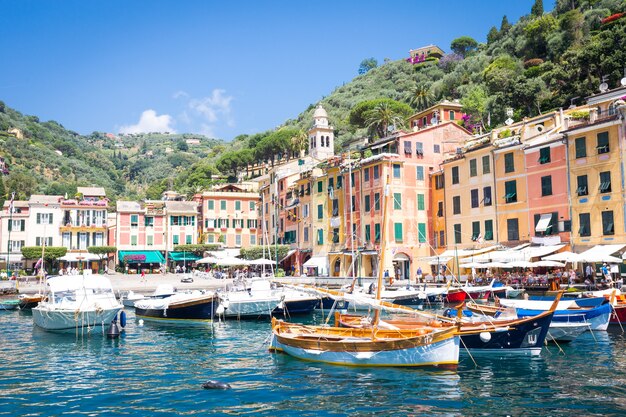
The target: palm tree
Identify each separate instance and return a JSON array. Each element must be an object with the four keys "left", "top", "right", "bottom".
[
  {"left": 290, "top": 129, "right": 308, "bottom": 158},
  {"left": 365, "top": 102, "right": 406, "bottom": 138},
  {"left": 408, "top": 82, "right": 434, "bottom": 111}
]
